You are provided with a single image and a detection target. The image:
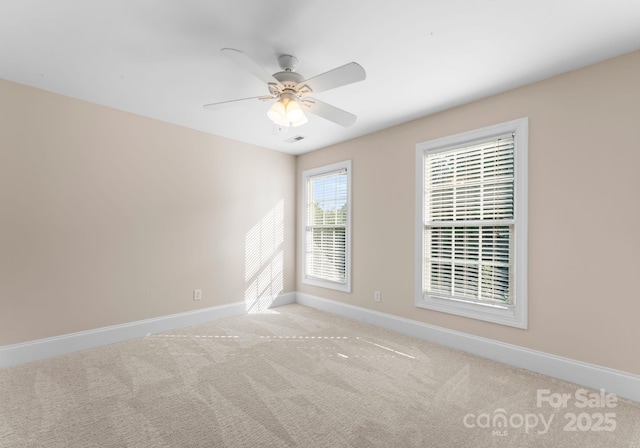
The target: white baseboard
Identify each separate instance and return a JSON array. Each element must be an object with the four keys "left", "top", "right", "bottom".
[
  {"left": 3, "top": 291, "right": 637, "bottom": 404},
  {"left": 269, "top": 291, "right": 297, "bottom": 308},
  {"left": 0, "top": 292, "right": 296, "bottom": 369},
  {"left": 296, "top": 292, "right": 640, "bottom": 403}
]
